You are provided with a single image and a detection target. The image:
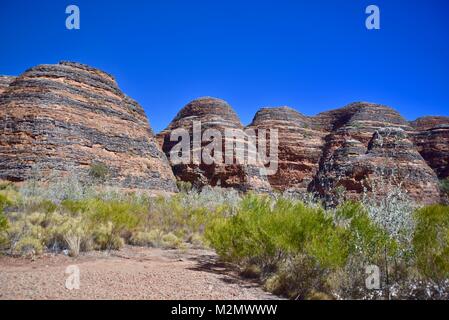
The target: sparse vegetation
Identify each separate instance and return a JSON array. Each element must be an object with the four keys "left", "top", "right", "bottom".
[
  {"left": 89, "top": 162, "right": 110, "bottom": 182},
  {"left": 176, "top": 180, "right": 193, "bottom": 193},
  {"left": 413, "top": 205, "right": 449, "bottom": 284},
  {"left": 440, "top": 179, "right": 449, "bottom": 194},
  {"left": 440, "top": 179, "right": 449, "bottom": 204},
  {"left": 0, "top": 174, "right": 448, "bottom": 299},
  {"left": 204, "top": 188, "right": 449, "bottom": 299}
]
